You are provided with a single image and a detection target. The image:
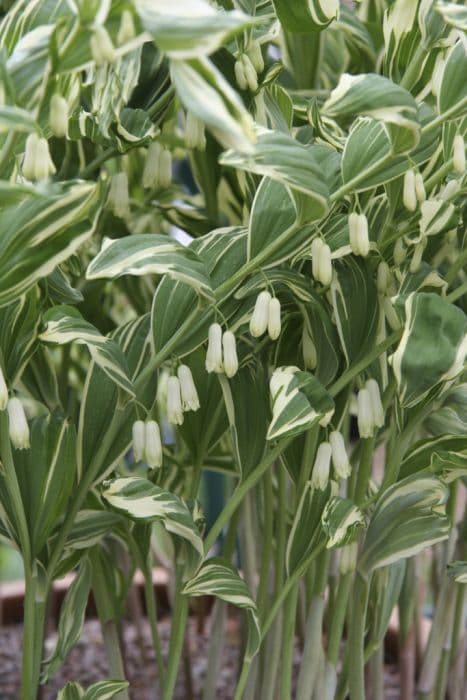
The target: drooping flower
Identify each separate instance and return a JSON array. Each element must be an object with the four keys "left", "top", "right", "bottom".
[
  {"left": 167, "top": 376, "right": 184, "bottom": 425},
  {"left": 268, "top": 297, "right": 281, "bottom": 341},
  {"left": 365, "top": 379, "right": 384, "bottom": 429},
  {"left": 453, "top": 134, "right": 465, "bottom": 175},
  {"left": 206, "top": 323, "right": 223, "bottom": 373},
  {"left": 302, "top": 325, "right": 317, "bottom": 370},
  {"left": 22, "top": 133, "right": 56, "bottom": 181},
  {"left": 317, "top": 242, "right": 333, "bottom": 286},
  {"left": 49, "top": 94, "right": 68, "bottom": 138},
  {"left": 177, "top": 364, "right": 200, "bottom": 412},
  {"left": 403, "top": 169, "right": 417, "bottom": 212},
  {"left": 7, "top": 397, "right": 30, "bottom": 450},
  {"left": 145, "top": 420, "right": 163, "bottom": 468},
  {"left": 250, "top": 290, "right": 271, "bottom": 337},
  {"left": 311, "top": 442, "right": 332, "bottom": 490},
  {"left": 330, "top": 430, "right": 351, "bottom": 479},
  {"left": 376, "top": 261, "right": 390, "bottom": 295},
  {"left": 357, "top": 388, "right": 373, "bottom": 439},
  {"left": 349, "top": 213, "right": 369, "bottom": 257},
  {"left": 107, "top": 172, "right": 130, "bottom": 219},
  {"left": 132, "top": 420, "right": 145, "bottom": 462},
  {"left": 222, "top": 331, "right": 238, "bottom": 378},
  {"left": 247, "top": 42, "right": 264, "bottom": 73},
  {"left": 414, "top": 173, "right": 426, "bottom": 202}
]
